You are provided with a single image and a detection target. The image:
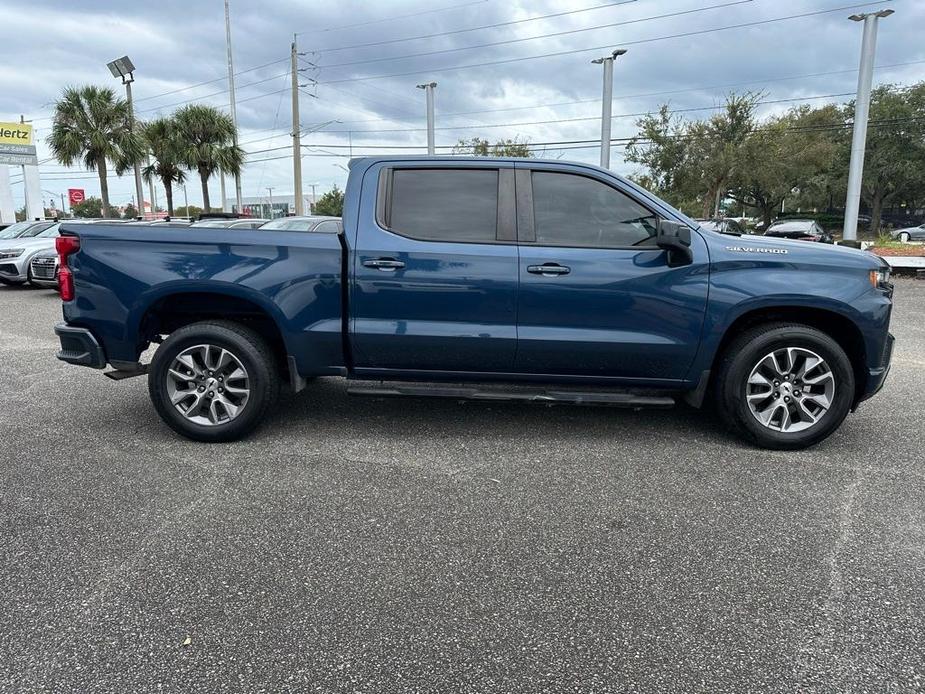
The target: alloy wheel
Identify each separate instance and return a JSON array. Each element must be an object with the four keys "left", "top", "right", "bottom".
[
  {"left": 745, "top": 347, "right": 836, "bottom": 433},
  {"left": 165, "top": 344, "right": 250, "bottom": 426}
]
